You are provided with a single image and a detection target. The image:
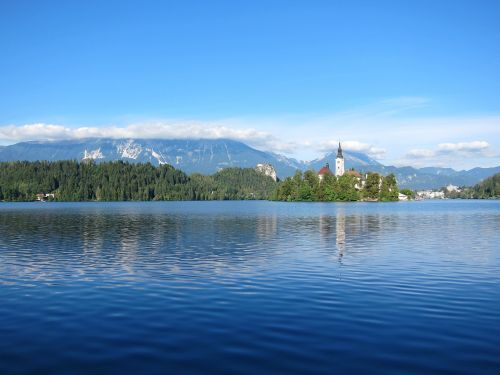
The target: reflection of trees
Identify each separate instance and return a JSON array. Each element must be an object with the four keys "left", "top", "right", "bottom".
[
  {"left": 0, "top": 208, "right": 282, "bottom": 283},
  {"left": 256, "top": 215, "right": 277, "bottom": 240},
  {"left": 0, "top": 203, "right": 410, "bottom": 285},
  {"left": 81, "top": 214, "right": 104, "bottom": 257},
  {"left": 319, "top": 215, "right": 334, "bottom": 241}
]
